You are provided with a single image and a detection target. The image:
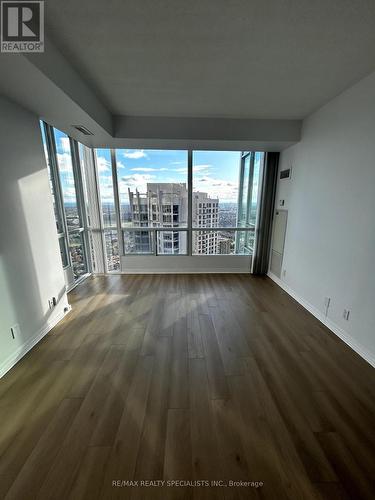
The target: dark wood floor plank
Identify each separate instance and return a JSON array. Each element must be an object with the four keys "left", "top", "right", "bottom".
[
  {"left": 169, "top": 317, "right": 189, "bottom": 409},
  {"left": 243, "top": 356, "right": 322, "bottom": 499},
  {"left": 163, "top": 409, "right": 193, "bottom": 500},
  {"left": 189, "top": 358, "right": 224, "bottom": 500},
  {"left": 37, "top": 346, "right": 126, "bottom": 499},
  {"left": 209, "top": 305, "right": 247, "bottom": 376},
  {"left": 0, "top": 274, "right": 373, "bottom": 500},
  {"left": 316, "top": 432, "right": 374, "bottom": 500},
  {"left": 100, "top": 355, "right": 154, "bottom": 499},
  {"left": 68, "top": 446, "right": 111, "bottom": 500},
  {"left": 228, "top": 372, "right": 290, "bottom": 500},
  {"left": 199, "top": 314, "right": 229, "bottom": 400},
  {"left": 133, "top": 337, "right": 171, "bottom": 481},
  {"left": 187, "top": 299, "right": 204, "bottom": 359},
  {"left": 5, "top": 398, "right": 82, "bottom": 500},
  {"left": 211, "top": 398, "right": 255, "bottom": 500},
  {"left": 251, "top": 336, "right": 337, "bottom": 482}
]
